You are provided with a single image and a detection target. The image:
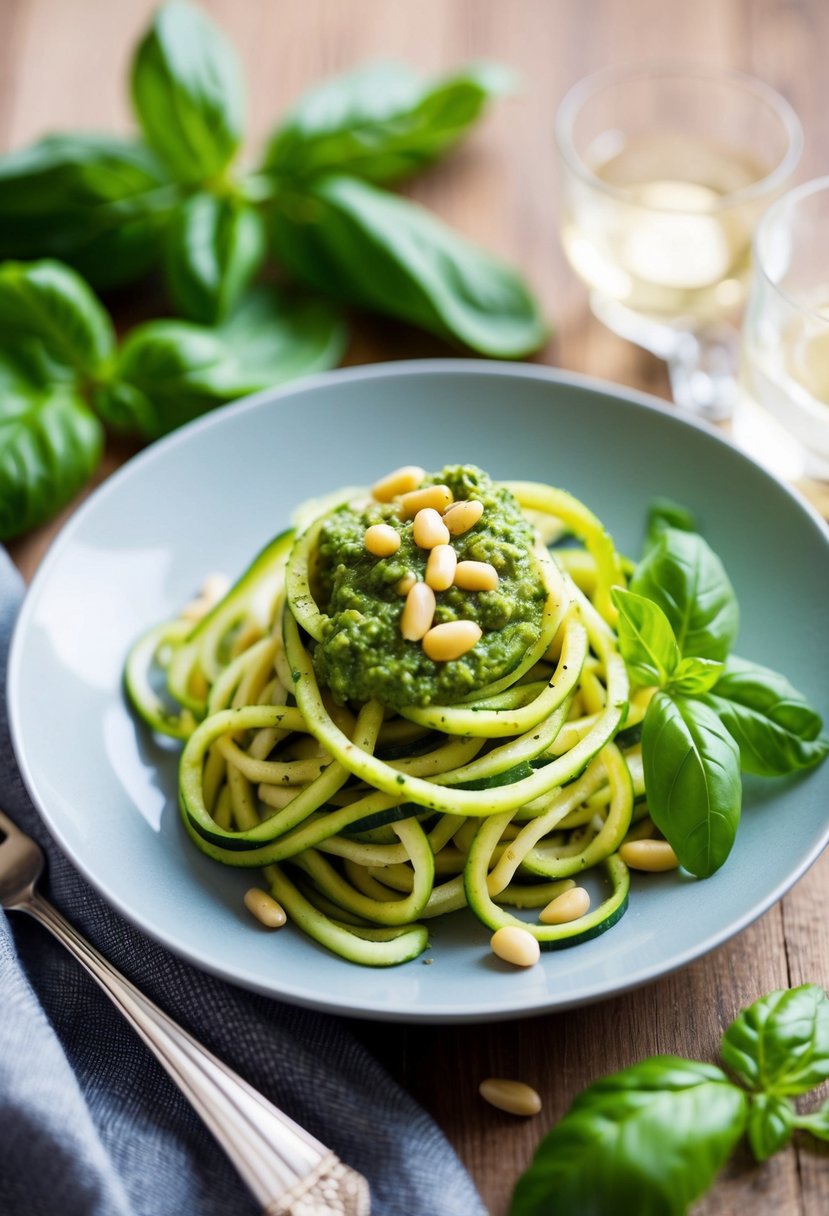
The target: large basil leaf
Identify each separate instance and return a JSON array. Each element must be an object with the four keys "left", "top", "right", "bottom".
[
  {"left": 746, "top": 1094, "right": 794, "bottom": 1162},
  {"left": 509, "top": 1057, "right": 746, "bottom": 1216},
  {"left": 641, "top": 692, "right": 742, "bottom": 877},
  {"left": 98, "top": 286, "right": 345, "bottom": 438},
  {"left": 702, "top": 656, "right": 828, "bottom": 776},
  {"left": 0, "top": 260, "right": 115, "bottom": 375},
  {"left": 612, "top": 586, "right": 680, "bottom": 688},
  {"left": 721, "top": 984, "right": 829, "bottom": 1096},
  {"left": 644, "top": 498, "right": 697, "bottom": 552},
  {"left": 164, "top": 192, "right": 265, "bottom": 323},
  {"left": 270, "top": 174, "right": 546, "bottom": 356},
  {"left": 630, "top": 526, "right": 739, "bottom": 662},
  {"left": 263, "top": 60, "right": 512, "bottom": 184},
  {"left": 0, "top": 344, "right": 103, "bottom": 539},
  {"left": 795, "top": 1097, "right": 829, "bottom": 1141},
  {"left": 131, "top": 0, "right": 244, "bottom": 183},
  {"left": 0, "top": 134, "right": 176, "bottom": 288}
]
